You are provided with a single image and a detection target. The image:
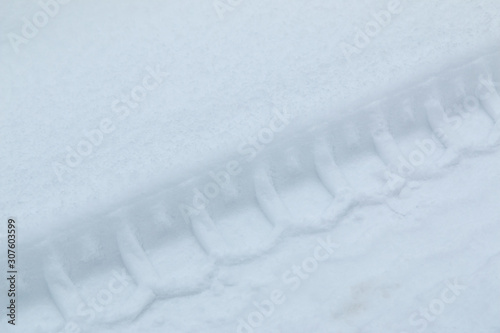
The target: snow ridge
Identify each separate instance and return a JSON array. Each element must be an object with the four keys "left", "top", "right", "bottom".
[{"left": 15, "top": 50, "right": 500, "bottom": 333}]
